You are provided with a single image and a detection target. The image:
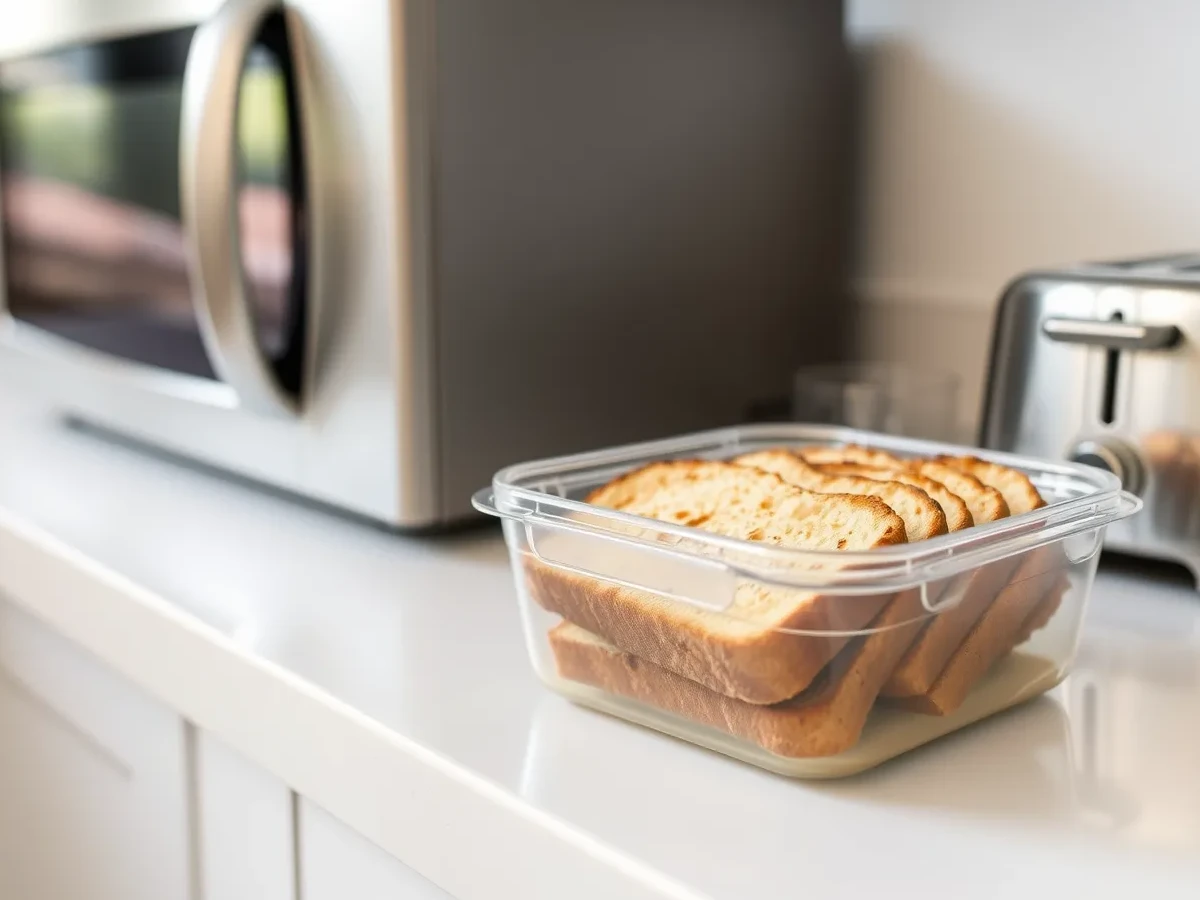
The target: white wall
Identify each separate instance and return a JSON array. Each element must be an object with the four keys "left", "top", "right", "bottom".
[{"left": 847, "top": 0, "right": 1200, "bottom": 311}]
